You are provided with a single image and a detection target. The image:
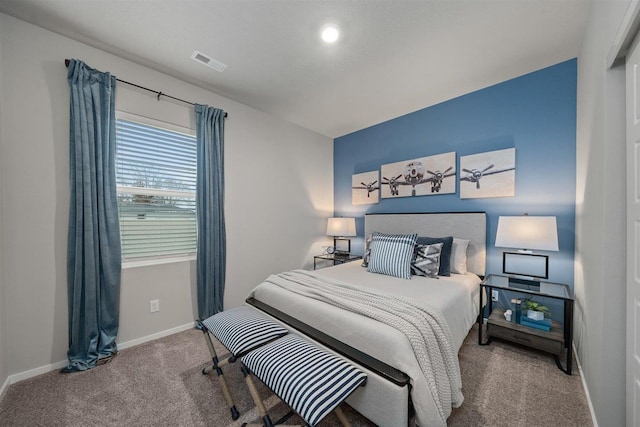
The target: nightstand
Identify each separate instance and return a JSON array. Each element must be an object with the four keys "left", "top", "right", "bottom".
[
  {"left": 478, "top": 274, "right": 574, "bottom": 375},
  {"left": 313, "top": 254, "right": 362, "bottom": 270}
]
